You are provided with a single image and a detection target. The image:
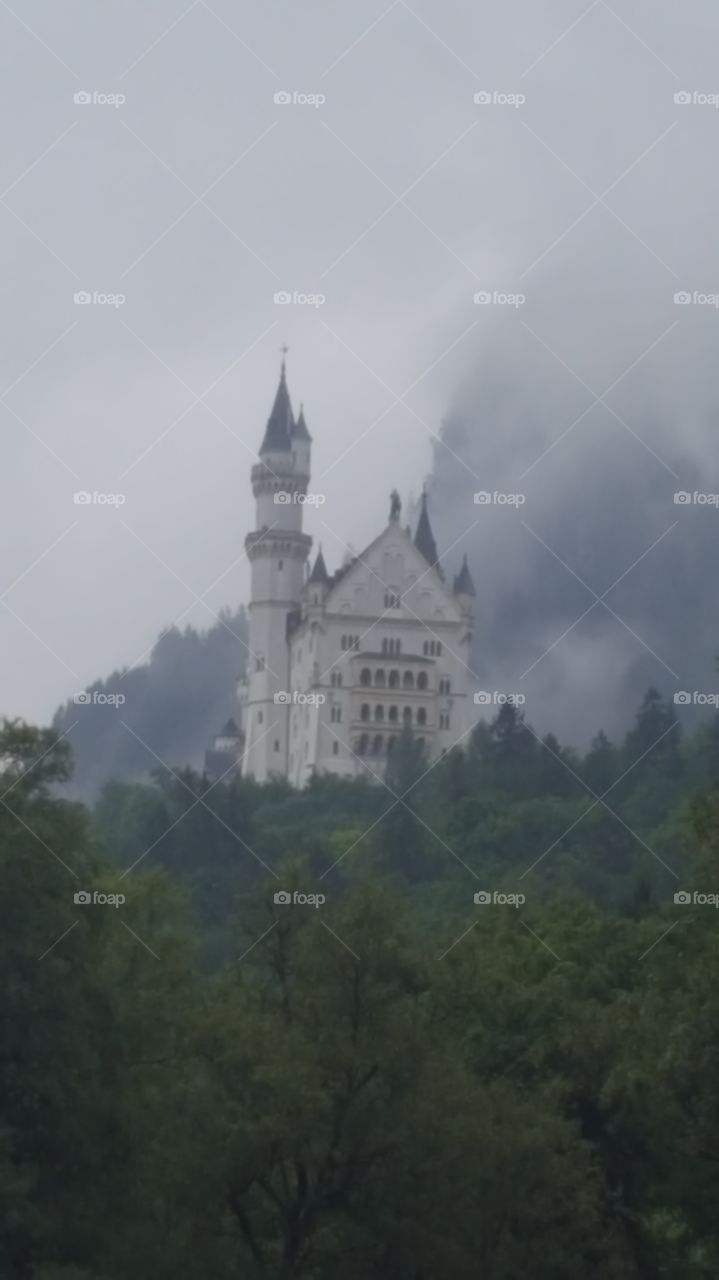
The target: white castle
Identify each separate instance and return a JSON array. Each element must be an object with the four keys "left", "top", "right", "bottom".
[{"left": 238, "top": 359, "right": 476, "bottom": 787}]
